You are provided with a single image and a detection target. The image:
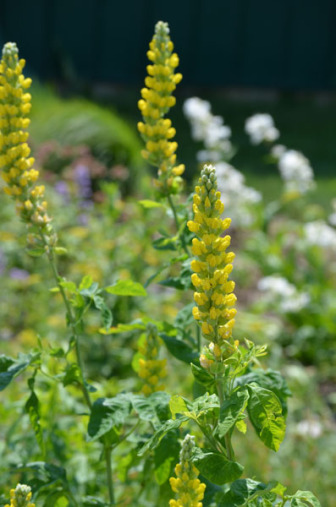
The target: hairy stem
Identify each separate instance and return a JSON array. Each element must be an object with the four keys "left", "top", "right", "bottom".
[
  {"left": 216, "top": 376, "right": 234, "bottom": 461},
  {"left": 104, "top": 443, "right": 115, "bottom": 506},
  {"left": 167, "top": 193, "right": 189, "bottom": 255}
]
